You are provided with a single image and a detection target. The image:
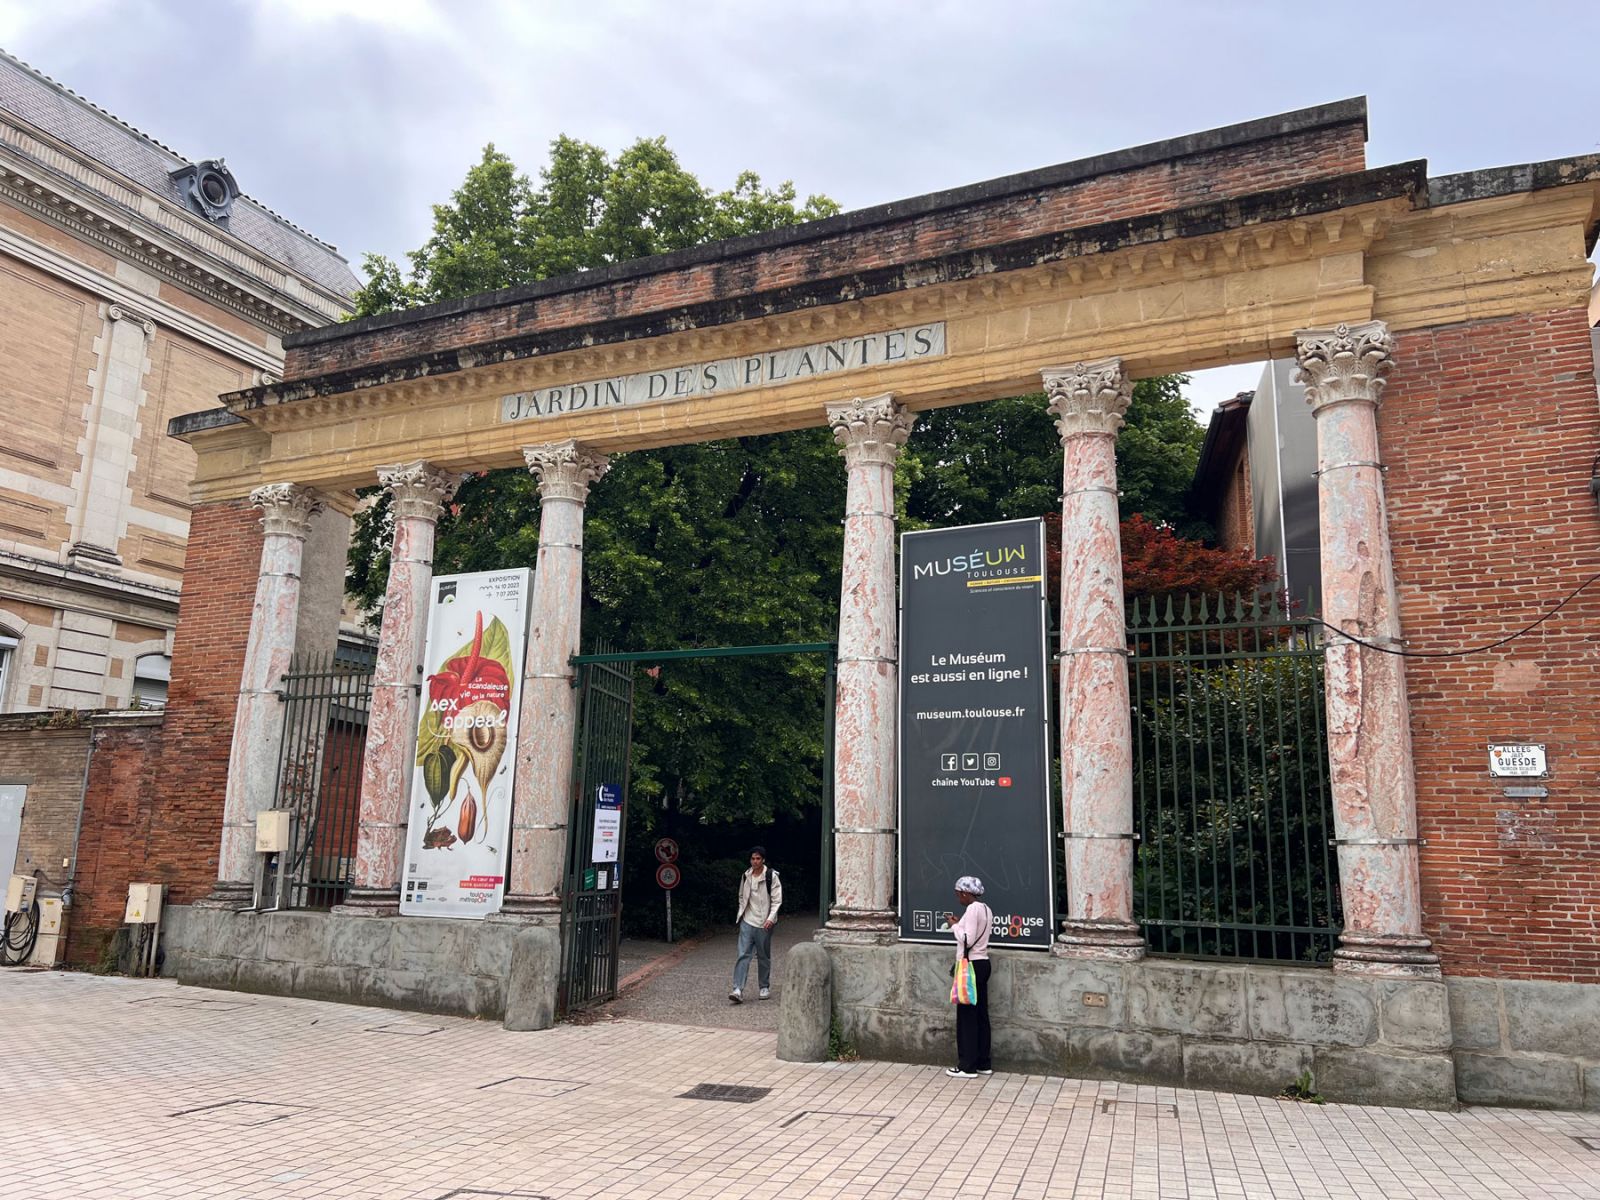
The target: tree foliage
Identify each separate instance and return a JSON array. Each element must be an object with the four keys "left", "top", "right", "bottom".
[{"left": 351, "top": 141, "right": 840, "bottom": 315}]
